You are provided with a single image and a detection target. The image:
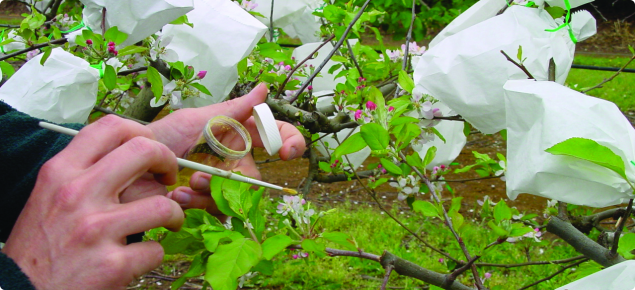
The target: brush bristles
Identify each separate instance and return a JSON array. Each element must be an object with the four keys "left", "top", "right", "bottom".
[{"left": 282, "top": 188, "right": 298, "bottom": 195}]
